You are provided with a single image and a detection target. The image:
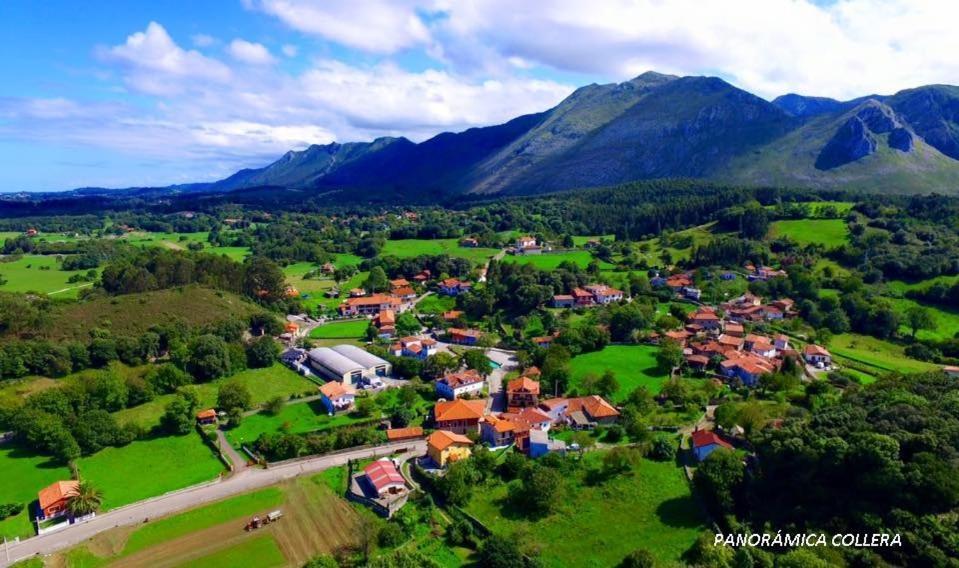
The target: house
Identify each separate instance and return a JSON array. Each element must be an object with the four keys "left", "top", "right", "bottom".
[
  {"left": 504, "top": 406, "right": 552, "bottom": 432},
  {"left": 684, "top": 287, "right": 702, "bottom": 300},
  {"left": 665, "top": 274, "right": 693, "bottom": 291},
  {"left": 349, "top": 288, "right": 367, "bottom": 297},
  {"left": 724, "top": 322, "right": 745, "bottom": 337},
  {"left": 390, "top": 336, "right": 438, "bottom": 360},
  {"left": 529, "top": 429, "right": 567, "bottom": 458},
  {"left": 350, "top": 459, "right": 409, "bottom": 518},
  {"left": 392, "top": 286, "right": 417, "bottom": 301},
  {"left": 436, "top": 369, "right": 485, "bottom": 400},
  {"left": 373, "top": 310, "right": 396, "bottom": 337},
  {"left": 688, "top": 308, "right": 722, "bottom": 330},
  {"left": 720, "top": 351, "right": 777, "bottom": 386},
  {"left": 433, "top": 399, "right": 486, "bottom": 434},
  {"left": 386, "top": 427, "right": 424, "bottom": 442},
  {"left": 943, "top": 366, "right": 959, "bottom": 379},
  {"left": 565, "top": 395, "right": 619, "bottom": 429},
  {"left": 308, "top": 345, "right": 391, "bottom": 385},
  {"left": 195, "top": 409, "right": 218, "bottom": 426},
  {"left": 585, "top": 284, "right": 625, "bottom": 304},
  {"left": 447, "top": 327, "right": 482, "bottom": 346},
  {"left": 24, "top": 228, "right": 38, "bottom": 237},
  {"left": 319, "top": 381, "right": 355, "bottom": 414},
  {"left": 691, "top": 430, "right": 734, "bottom": 462},
  {"left": 412, "top": 269, "right": 431, "bottom": 283},
  {"left": 572, "top": 288, "right": 595, "bottom": 307},
  {"left": 537, "top": 398, "right": 570, "bottom": 423},
  {"left": 531, "top": 336, "right": 554, "bottom": 349},
  {"left": 460, "top": 237, "right": 479, "bottom": 248},
  {"left": 506, "top": 376, "right": 540, "bottom": 408},
  {"left": 338, "top": 294, "right": 402, "bottom": 316},
  {"left": 37, "top": 480, "right": 80, "bottom": 521},
  {"left": 771, "top": 298, "right": 795, "bottom": 313},
  {"left": 516, "top": 235, "right": 537, "bottom": 249},
  {"left": 481, "top": 415, "right": 517, "bottom": 447},
  {"left": 442, "top": 310, "right": 465, "bottom": 322},
  {"left": 804, "top": 344, "right": 832, "bottom": 366},
  {"left": 551, "top": 295, "right": 575, "bottom": 308},
  {"left": 389, "top": 278, "right": 410, "bottom": 290},
  {"left": 685, "top": 354, "right": 710, "bottom": 371},
  {"left": 774, "top": 334, "right": 790, "bottom": 351},
  {"left": 439, "top": 278, "right": 472, "bottom": 296},
  {"left": 321, "top": 262, "right": 336, "bottom": 274},
  {"left": 426, "top": 430, "right": 474, "bottom": 467}
]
